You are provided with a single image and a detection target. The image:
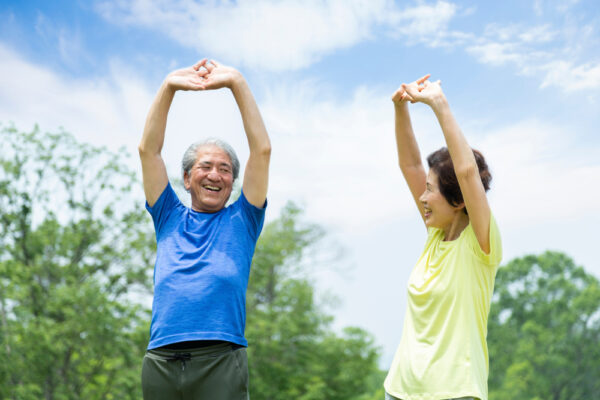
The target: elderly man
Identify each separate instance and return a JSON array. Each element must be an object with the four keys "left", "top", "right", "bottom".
[{"left": 138, "top": 59, "right": 270, "bottom": 399}]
